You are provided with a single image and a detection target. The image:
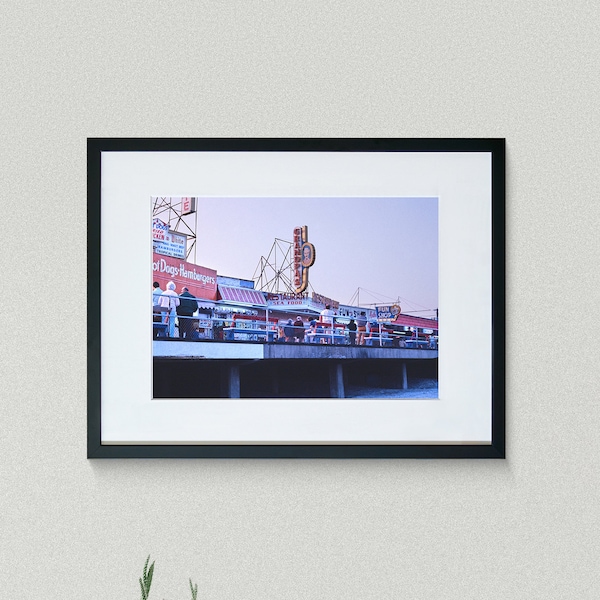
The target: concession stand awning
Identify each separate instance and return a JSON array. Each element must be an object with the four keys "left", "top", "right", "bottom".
[
  {"left": 391, "top": 314, "right": 438, "bottom": 332},
  {"left": 196, "top": 300, "right": 216, "bottom": 310},
  {"left": 217, "top": 286, "right": 267, "bottom": 306}
]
